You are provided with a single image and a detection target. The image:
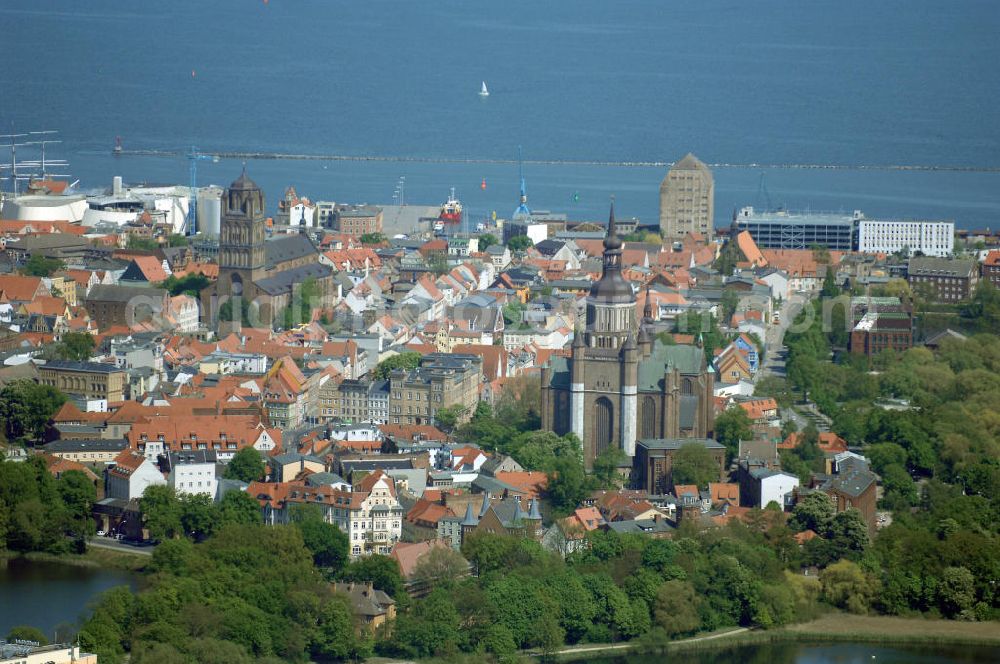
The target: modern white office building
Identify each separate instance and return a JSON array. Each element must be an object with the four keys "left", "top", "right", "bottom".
[{"left": 856, "top": 220, "right": 954, "bottom": 257}]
